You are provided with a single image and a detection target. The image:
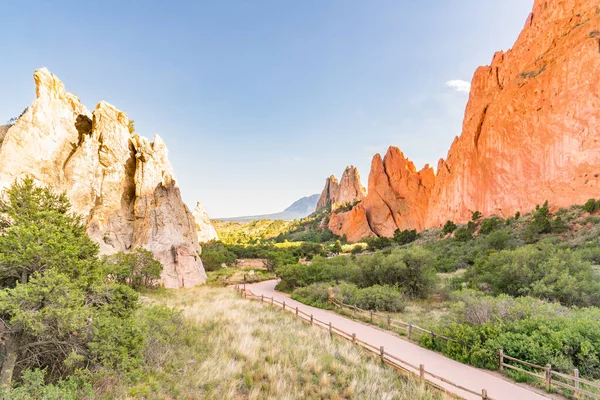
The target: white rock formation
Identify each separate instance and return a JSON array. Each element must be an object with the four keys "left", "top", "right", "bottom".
[
  {"left": 0, "top": 68, "right": 207, "bottom": 288},
  {"left": 193, "top": 202, "right": 219, "bottom": 243}
]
